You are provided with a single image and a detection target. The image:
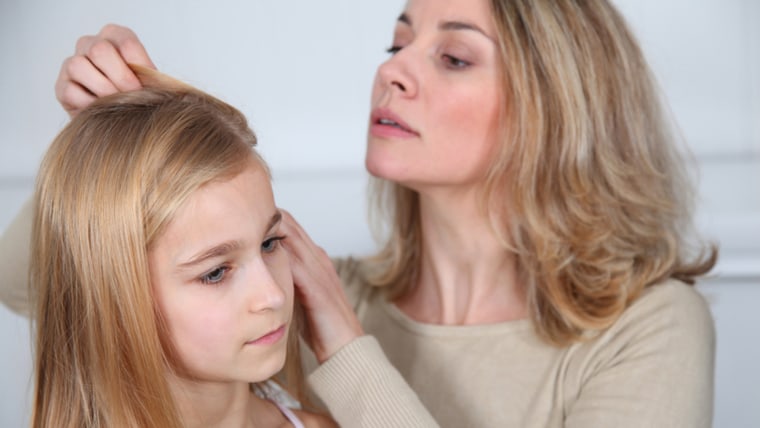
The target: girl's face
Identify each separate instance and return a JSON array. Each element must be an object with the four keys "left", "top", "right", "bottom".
[
  {"left": 149, "top": 162, "right": 293, "bottom": 384},
  {"left": 366, "top": 0, "right": 503, "bottom": 191}
]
